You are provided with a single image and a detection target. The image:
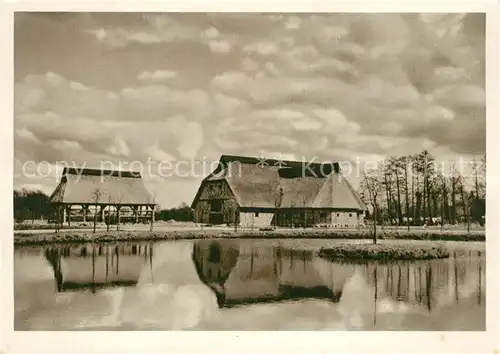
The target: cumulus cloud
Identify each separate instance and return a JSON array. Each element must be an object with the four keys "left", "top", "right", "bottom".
[
  {"left": 15, "top": 13, "right": 485, "bottom": 206},
  {"left": 119, "top": 85, "right": 210, "bottom": 121},
  {"left": 137, "top": 70, "right": 177, "bottom": 83},
  {"left": 15, "top": 71, "right": 206, "bottom": 176},
  {"left": 208, "top": 39, "right": 232, "bottom": 54}
]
